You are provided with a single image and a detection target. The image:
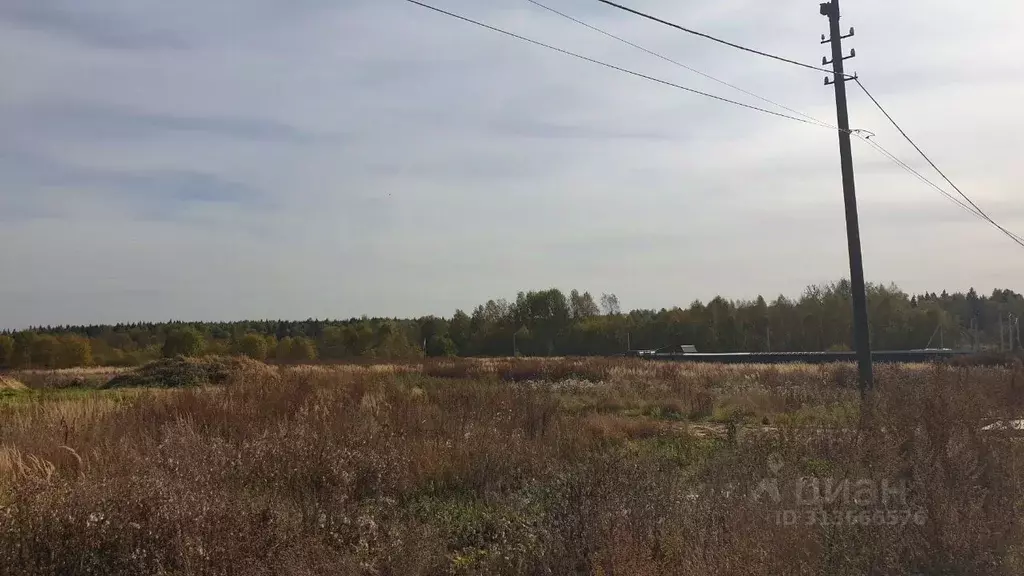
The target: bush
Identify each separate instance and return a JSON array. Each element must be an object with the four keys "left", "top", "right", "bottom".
[{"left": 102, "top": 356, "right": 268, "bottom": 389}]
